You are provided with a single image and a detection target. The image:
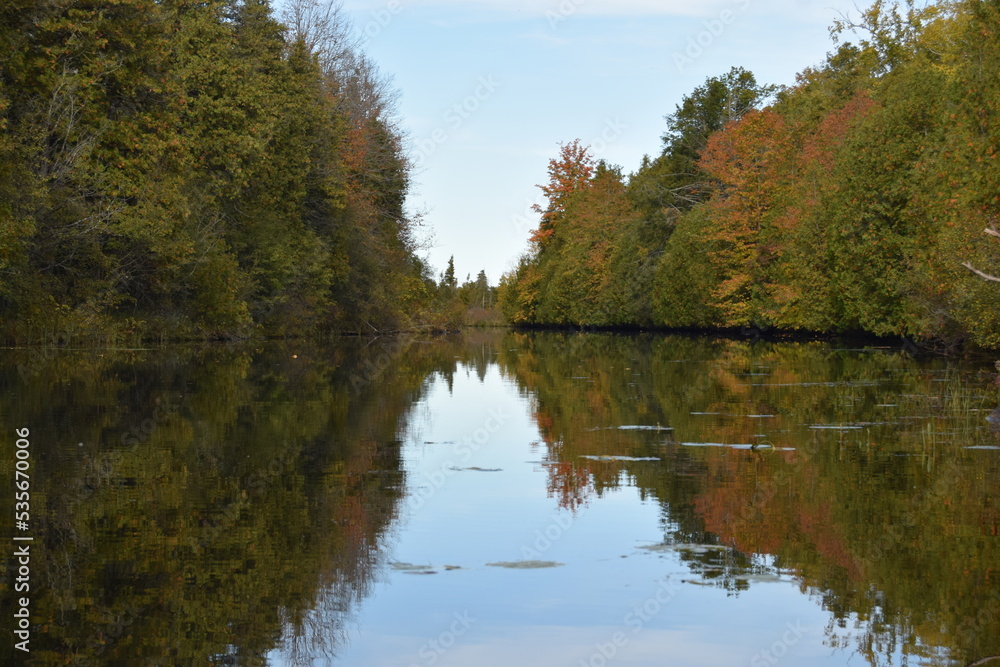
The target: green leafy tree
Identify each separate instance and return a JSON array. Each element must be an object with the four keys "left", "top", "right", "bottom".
[
  {"left": 651, "top": 205, "right": 722, "bottom": 327},
  {"left": 0, "top": 0, "right": 429, "bottom": 341},
  {"left": 698, "top": 109, "right": 790, "bottom": 326},
  {"left": 629, "top": 67, "right": 776, "bottom": 222}
]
